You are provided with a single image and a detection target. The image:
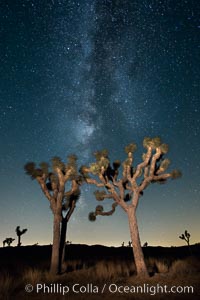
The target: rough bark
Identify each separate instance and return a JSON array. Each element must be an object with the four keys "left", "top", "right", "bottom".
[
  {"left": 50, "top": 214, "right": 61, "bottom": 274},
  {"left": 58, "top": 199, "right": 76, "bottom": 273},
  {"left": 58, "top": 217, "right": 68, "bottom": 273},
  {"left": 127, "top": 206, "right": 149, "bottom": 278}
]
